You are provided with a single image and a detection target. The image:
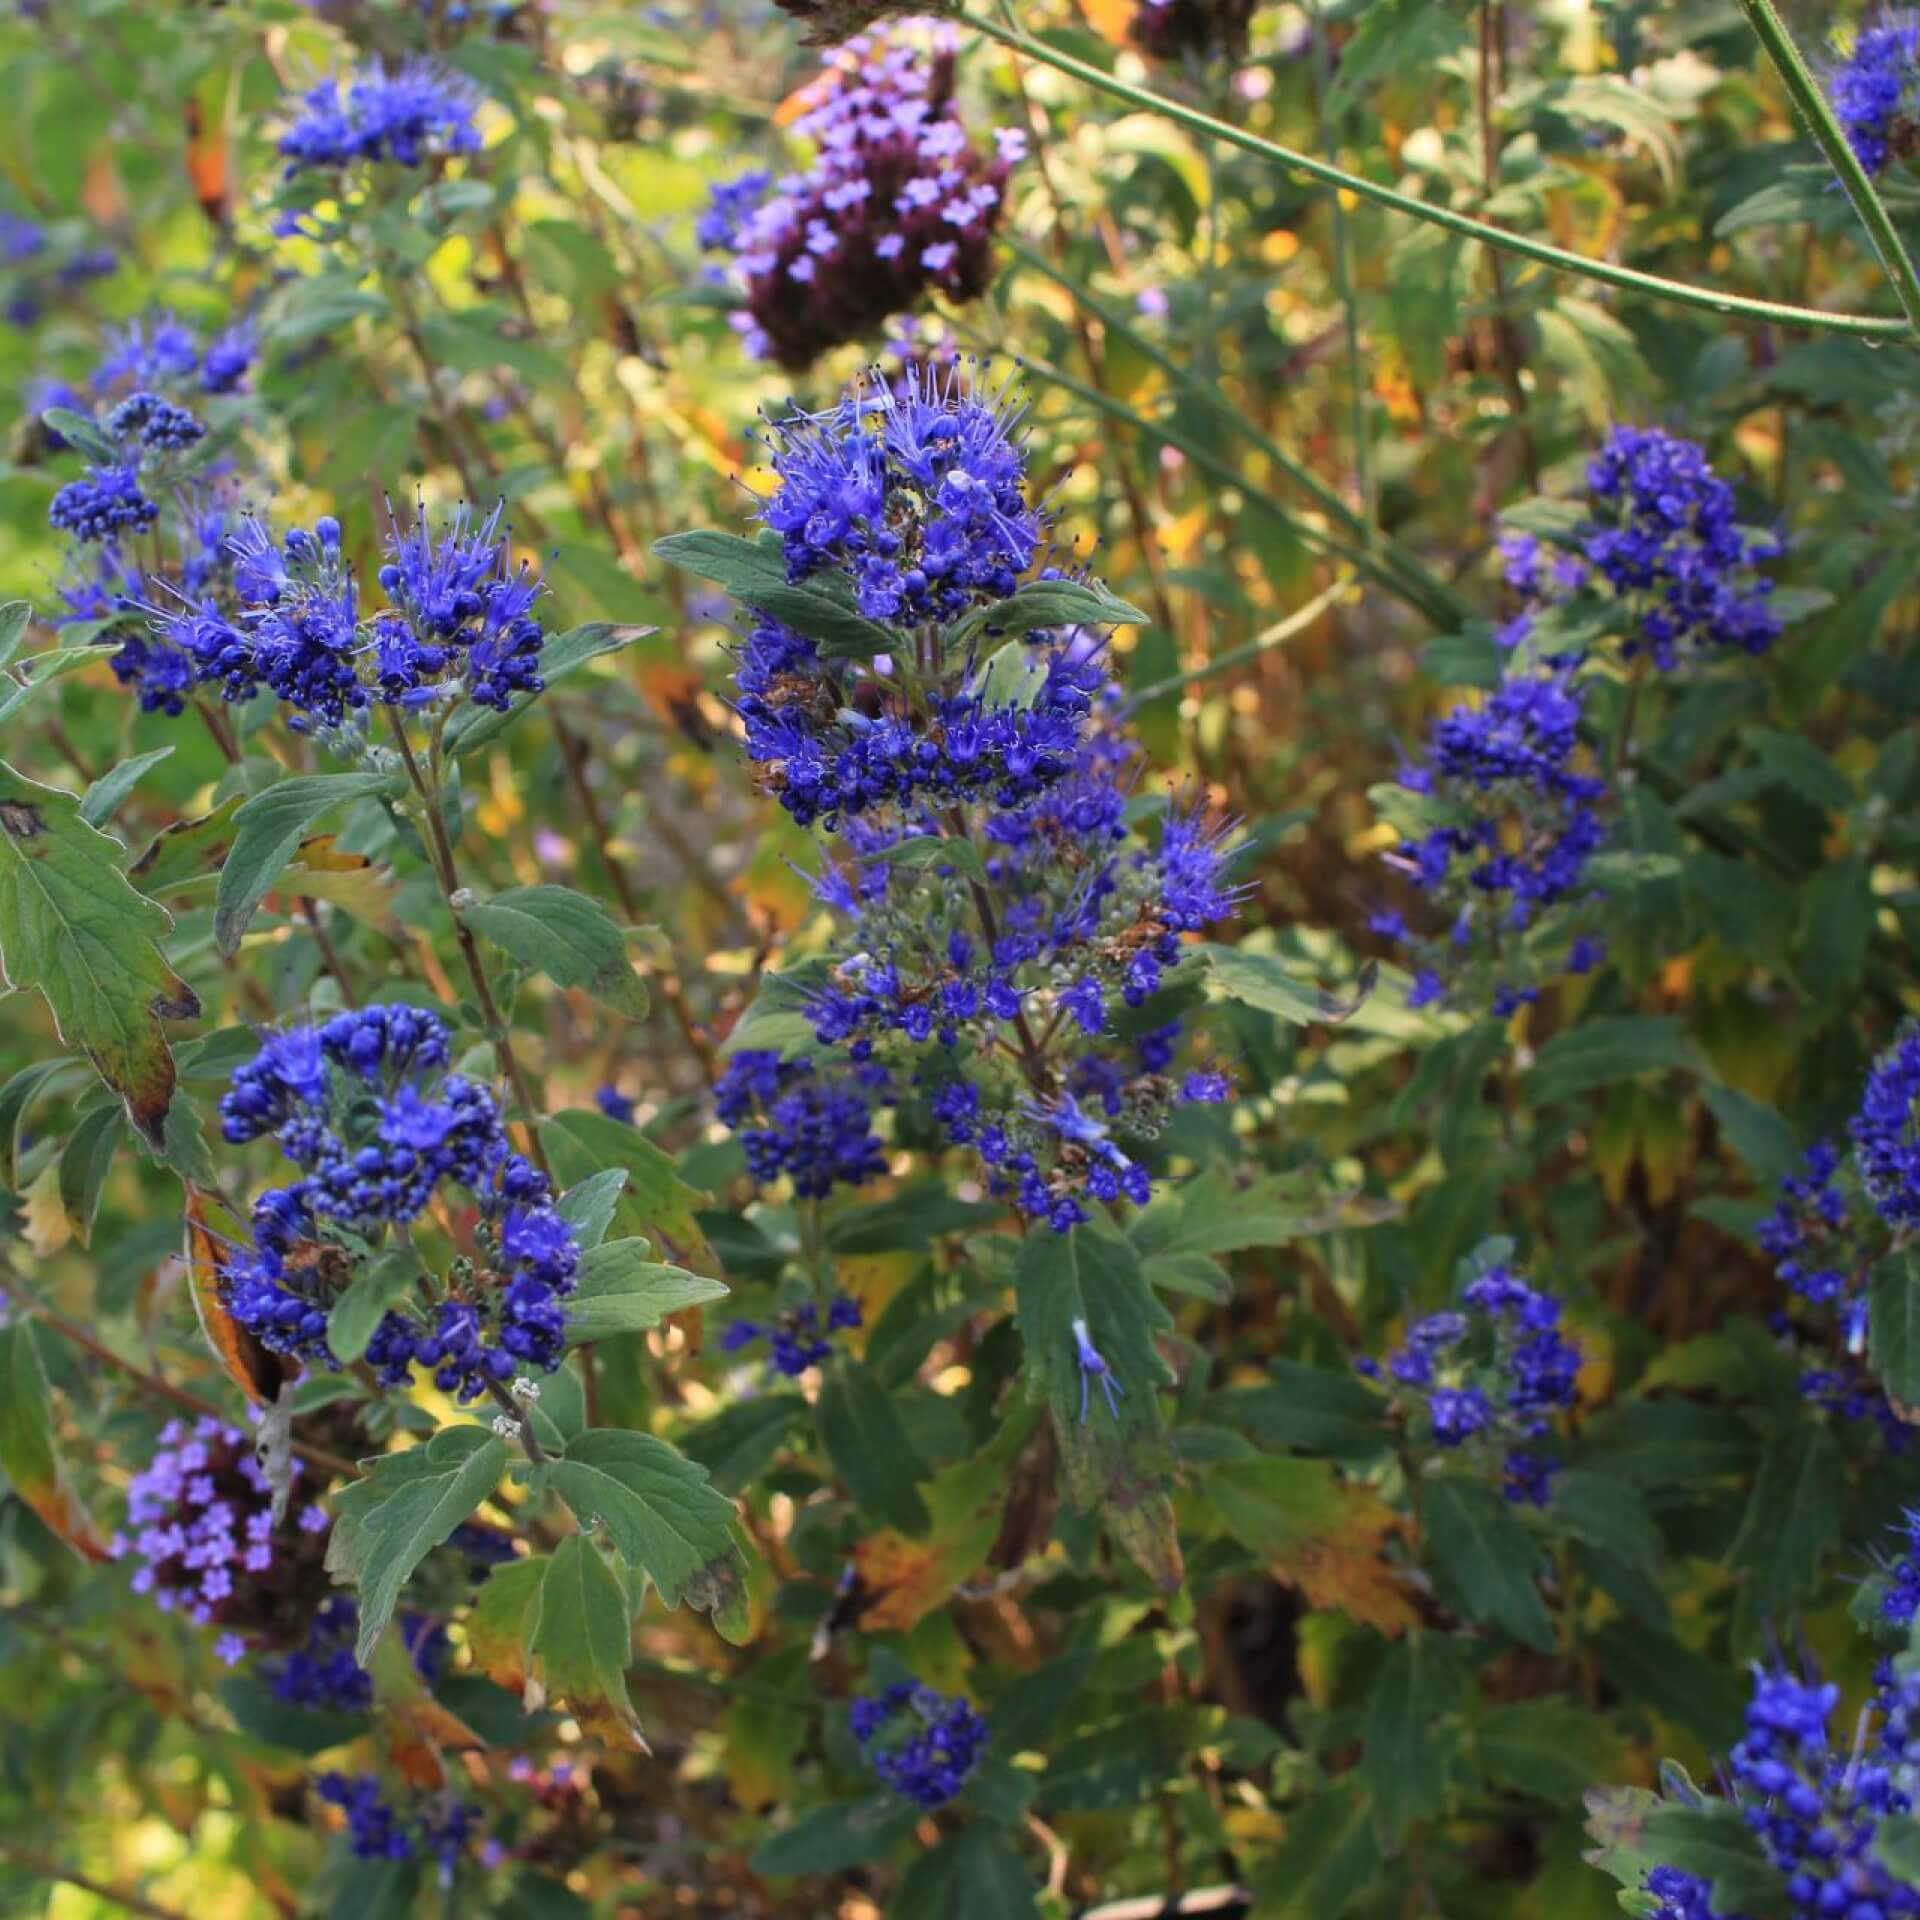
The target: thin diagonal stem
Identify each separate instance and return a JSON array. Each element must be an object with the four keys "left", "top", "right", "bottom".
[
  {"left": 966, "top": 12, "right": 1914, "bottom": 340},
  {"left": 1128, "top": 573, "right": 1355, "bottom": 704},
  {"left": 1734, "top": 0, "right": 1920, "bottom": 335}
]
